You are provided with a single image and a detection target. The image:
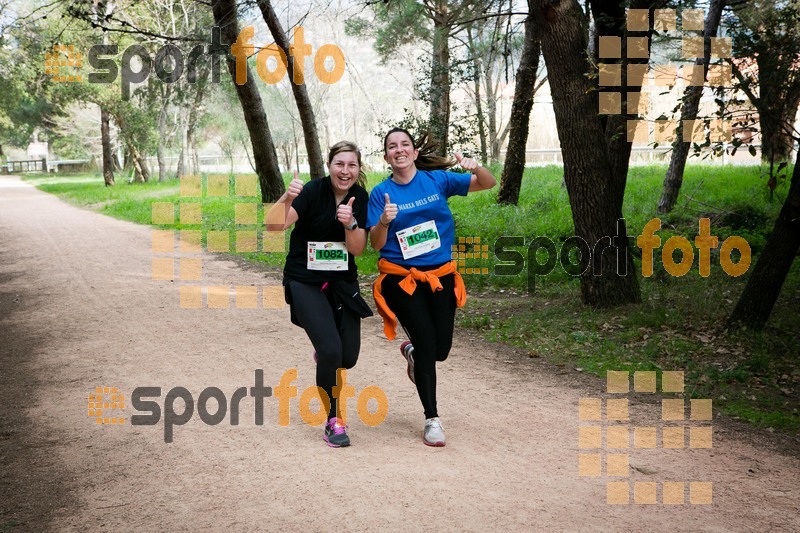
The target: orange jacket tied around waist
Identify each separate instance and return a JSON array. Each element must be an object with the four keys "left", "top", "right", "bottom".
[{"left": 372, "top": 258, "right": 467, "bottom": 340}]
